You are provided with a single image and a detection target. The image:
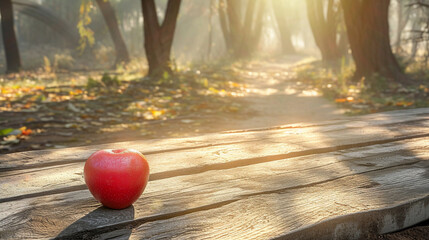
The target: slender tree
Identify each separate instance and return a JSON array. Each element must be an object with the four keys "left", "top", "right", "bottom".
[
  {"left": 341, "top": 0, "right": 408, "bottom": 83},
  {"left": 394, "top": 0, "right": 411, "bottom": 52},
  {"left": 218, "top": 0, "right": 231, "bottom": 50},
  {"left": 306, "top": 0, "right": 341, "bottom": 62},
  {"left": 272, "top": 0, "right": 295, "bottom": 54},
  {"left": 207, "top": 0, "right": 214, "bottom": 60},
  {"left": 141, "top": 0, "right": 181, "bottom": 77},
  {"left": 407, "top": 1, "right": 429, "bottom": 61},
  {"left": 96, "top": 0, "right": 130, "bottom": 65},
  {"left": 219, "top": 0, "right": 266, "bottom": 59},
  {"left": 0, "top": 0, "right": 21, "bottom": 73}
]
